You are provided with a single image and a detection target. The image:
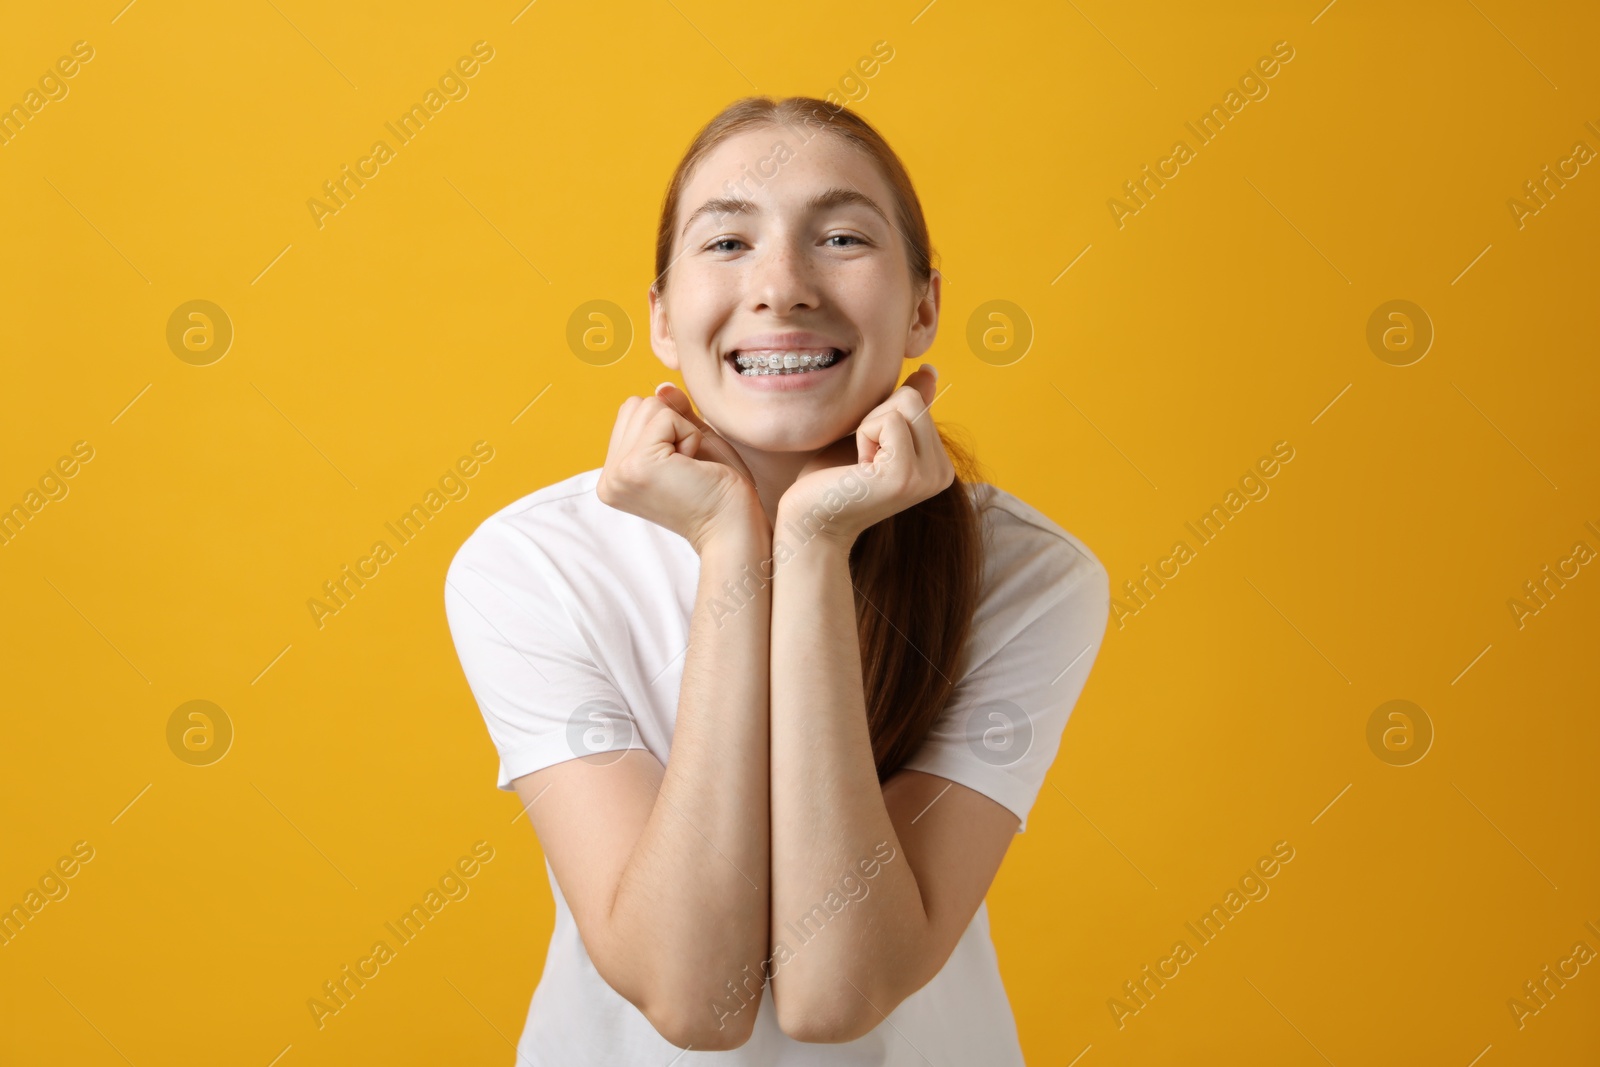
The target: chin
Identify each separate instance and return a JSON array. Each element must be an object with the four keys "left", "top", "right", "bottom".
[{"left": 719, "top": 416, "right": 853, "bottom": 455}]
